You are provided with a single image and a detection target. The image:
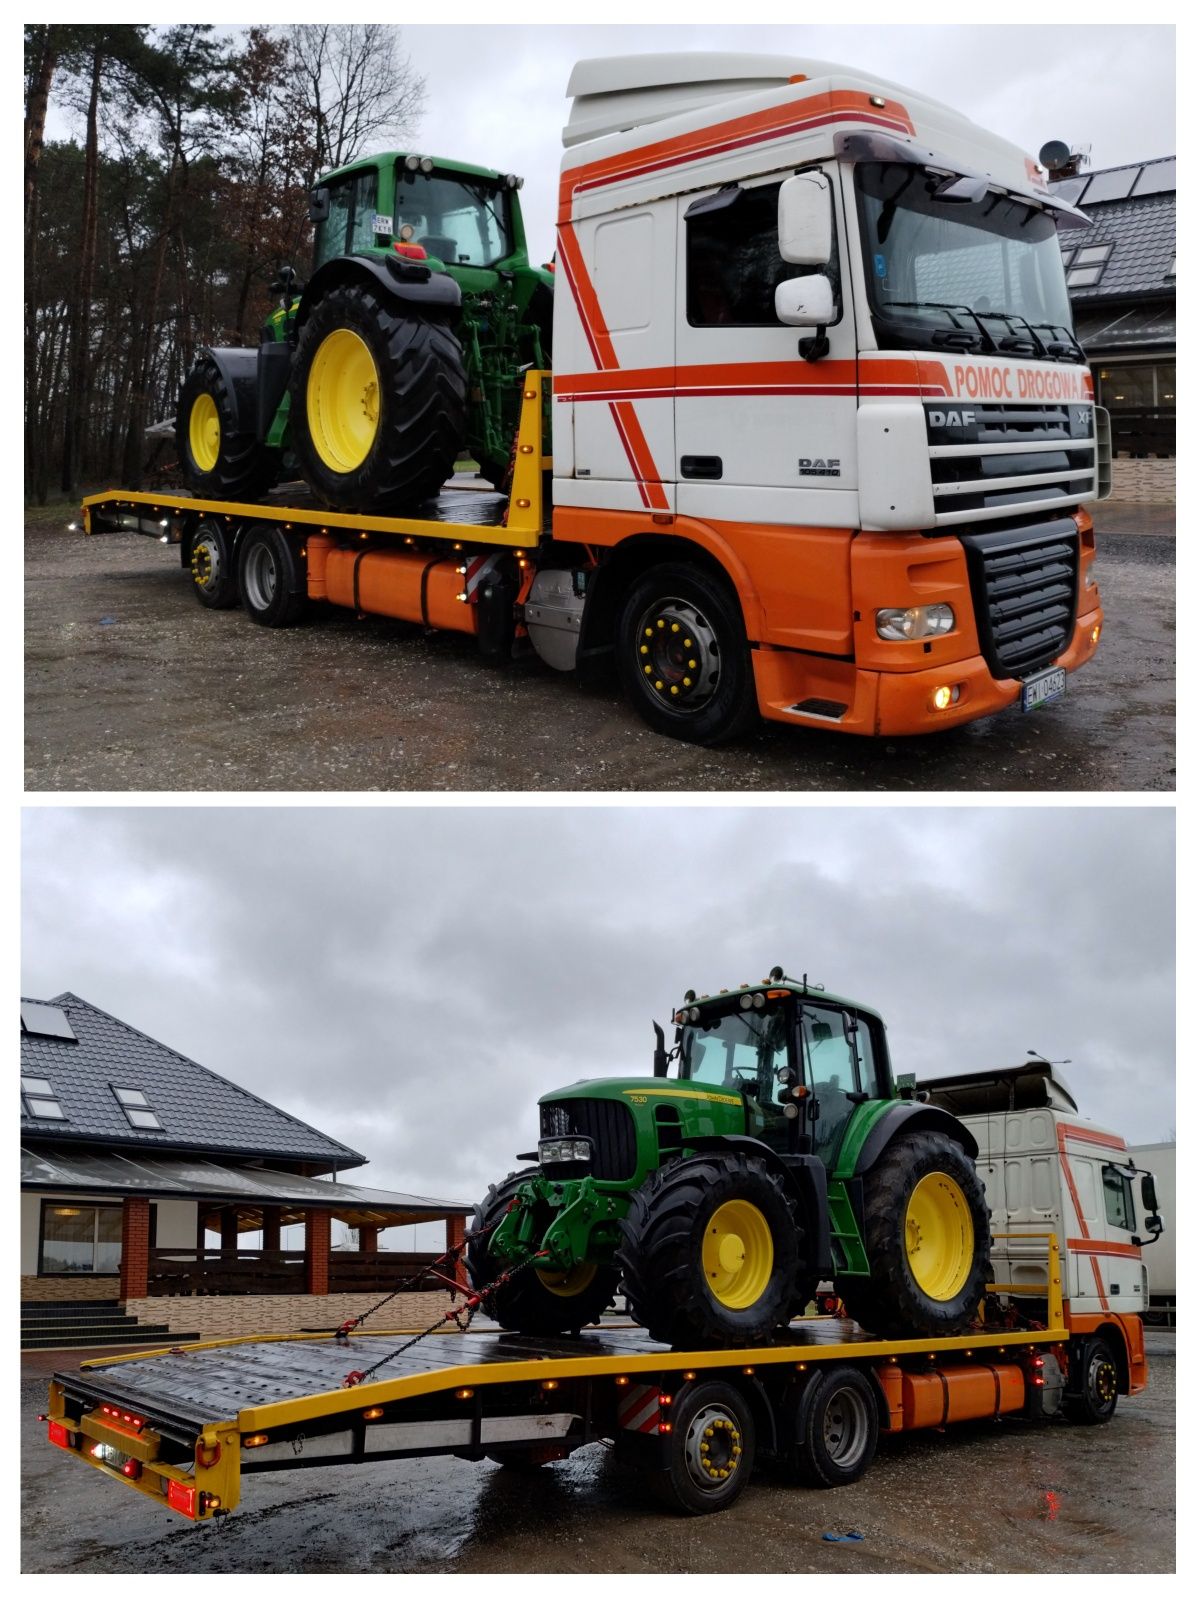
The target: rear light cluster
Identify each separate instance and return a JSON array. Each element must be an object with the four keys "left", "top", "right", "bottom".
[{"left": 99, "top": 1403, "right": 146, "bottom": 1431}]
